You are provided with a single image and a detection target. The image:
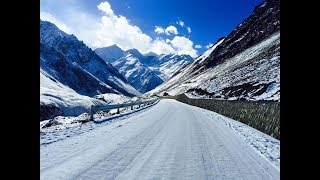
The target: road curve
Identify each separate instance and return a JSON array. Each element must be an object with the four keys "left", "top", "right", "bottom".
[{"left": 40, "top": 99, "right": 279, "bottom": 179}]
